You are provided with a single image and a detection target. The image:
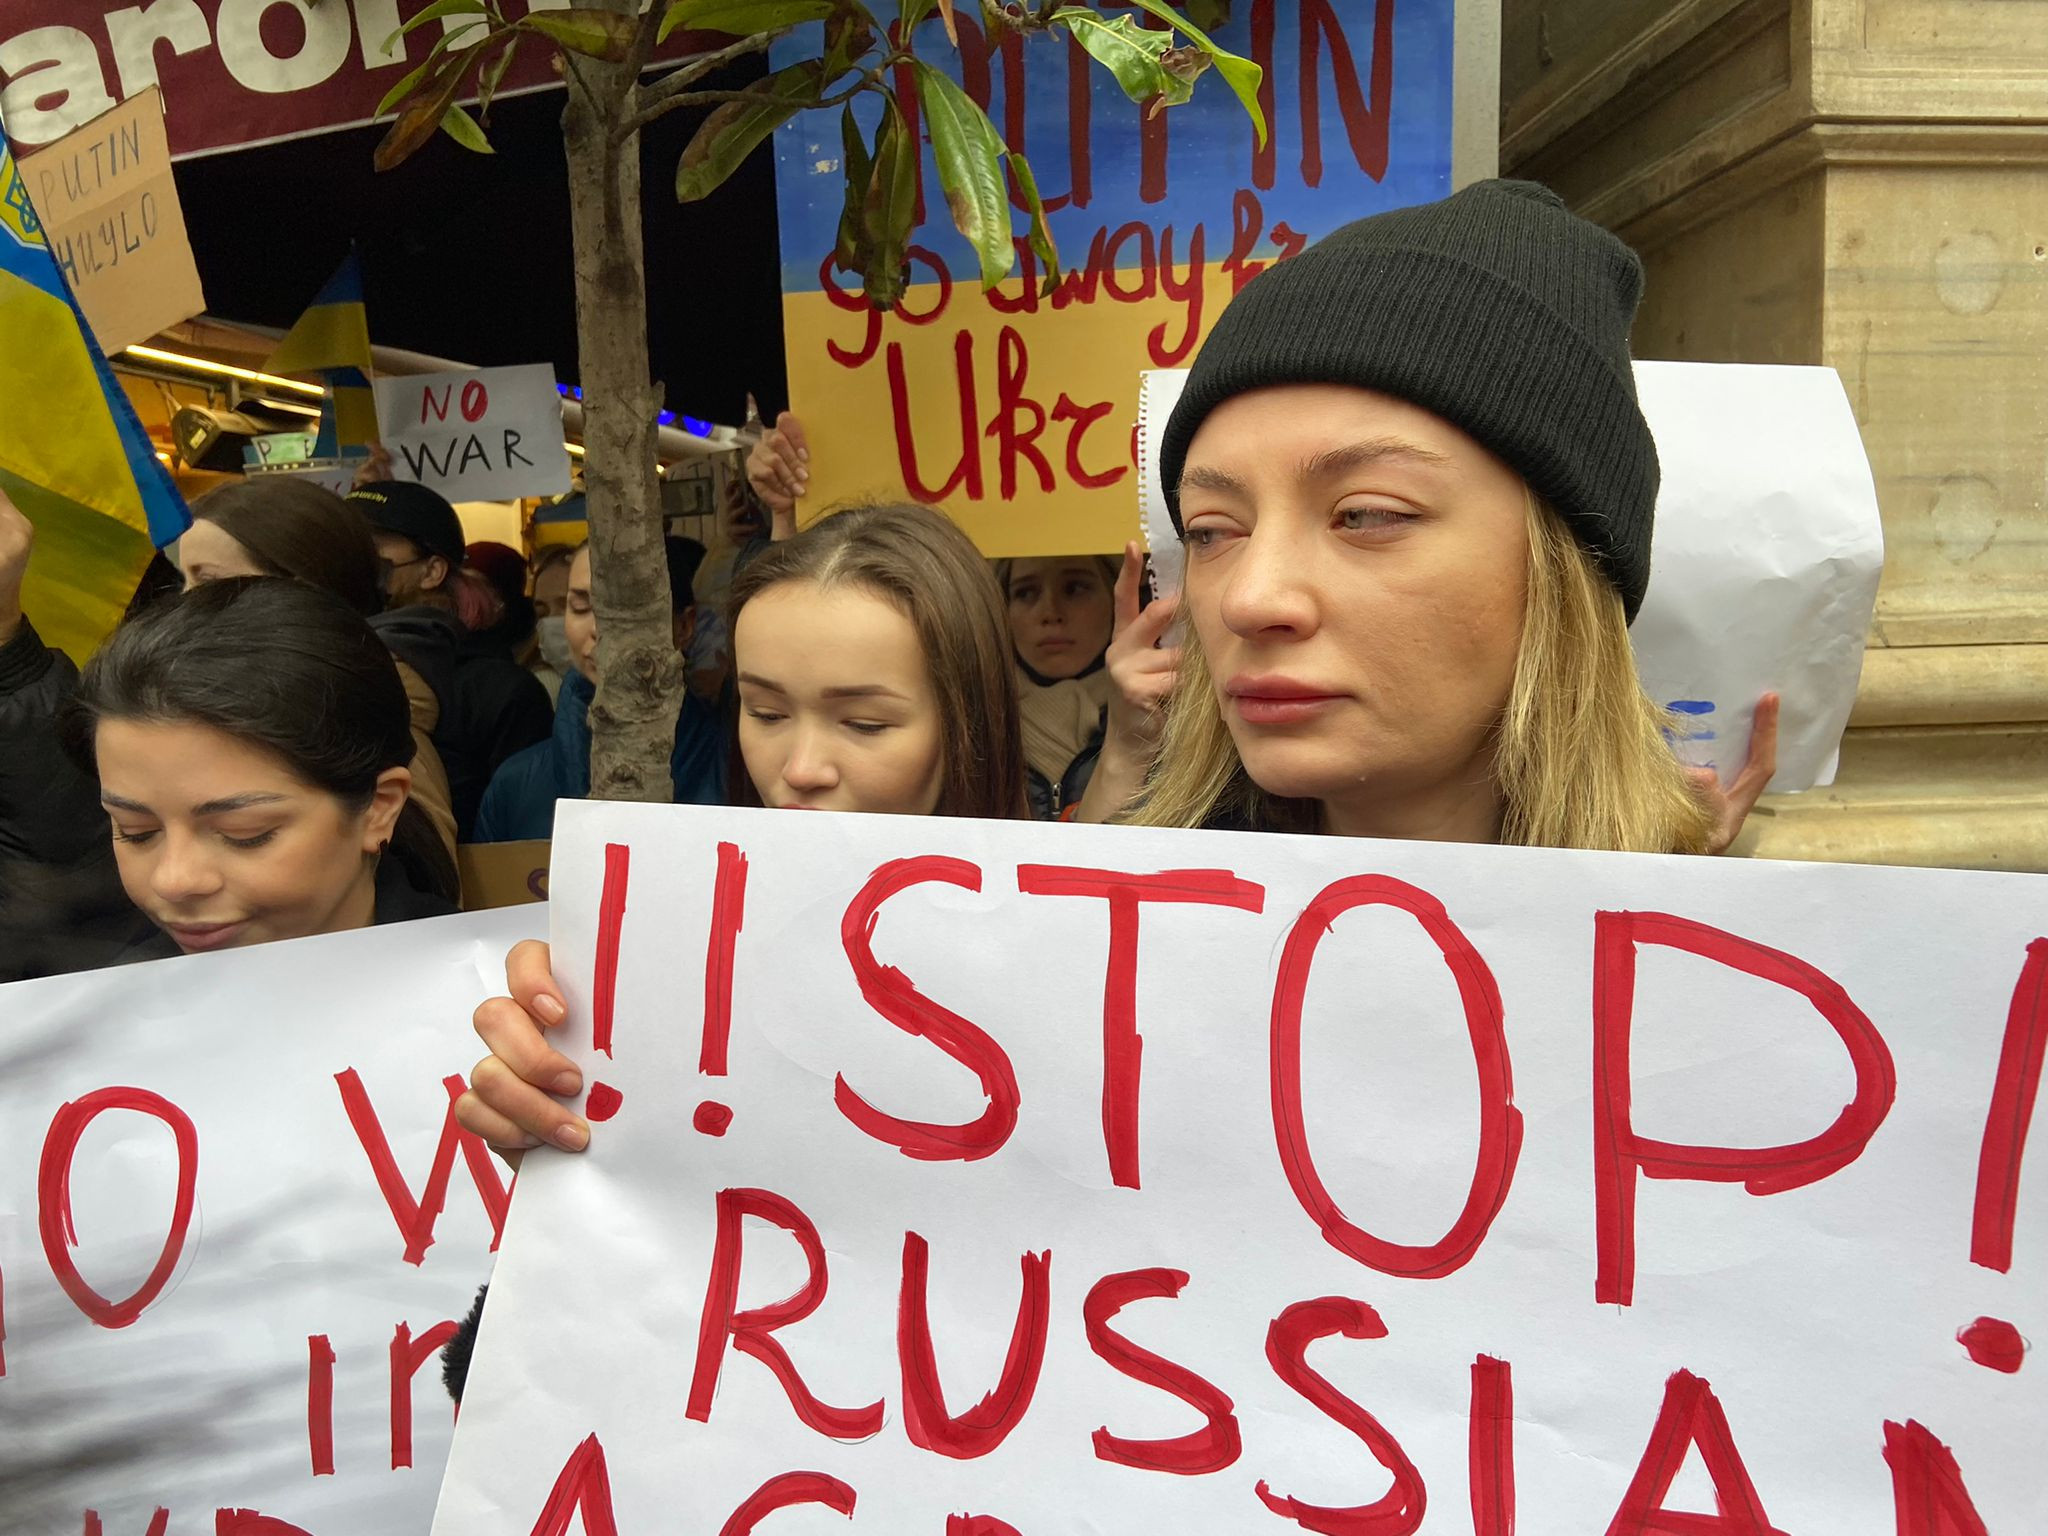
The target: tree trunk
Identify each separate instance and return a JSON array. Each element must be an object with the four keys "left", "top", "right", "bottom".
[{"left": 561, "top": 12, "right": 684, "bottom": 804}]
